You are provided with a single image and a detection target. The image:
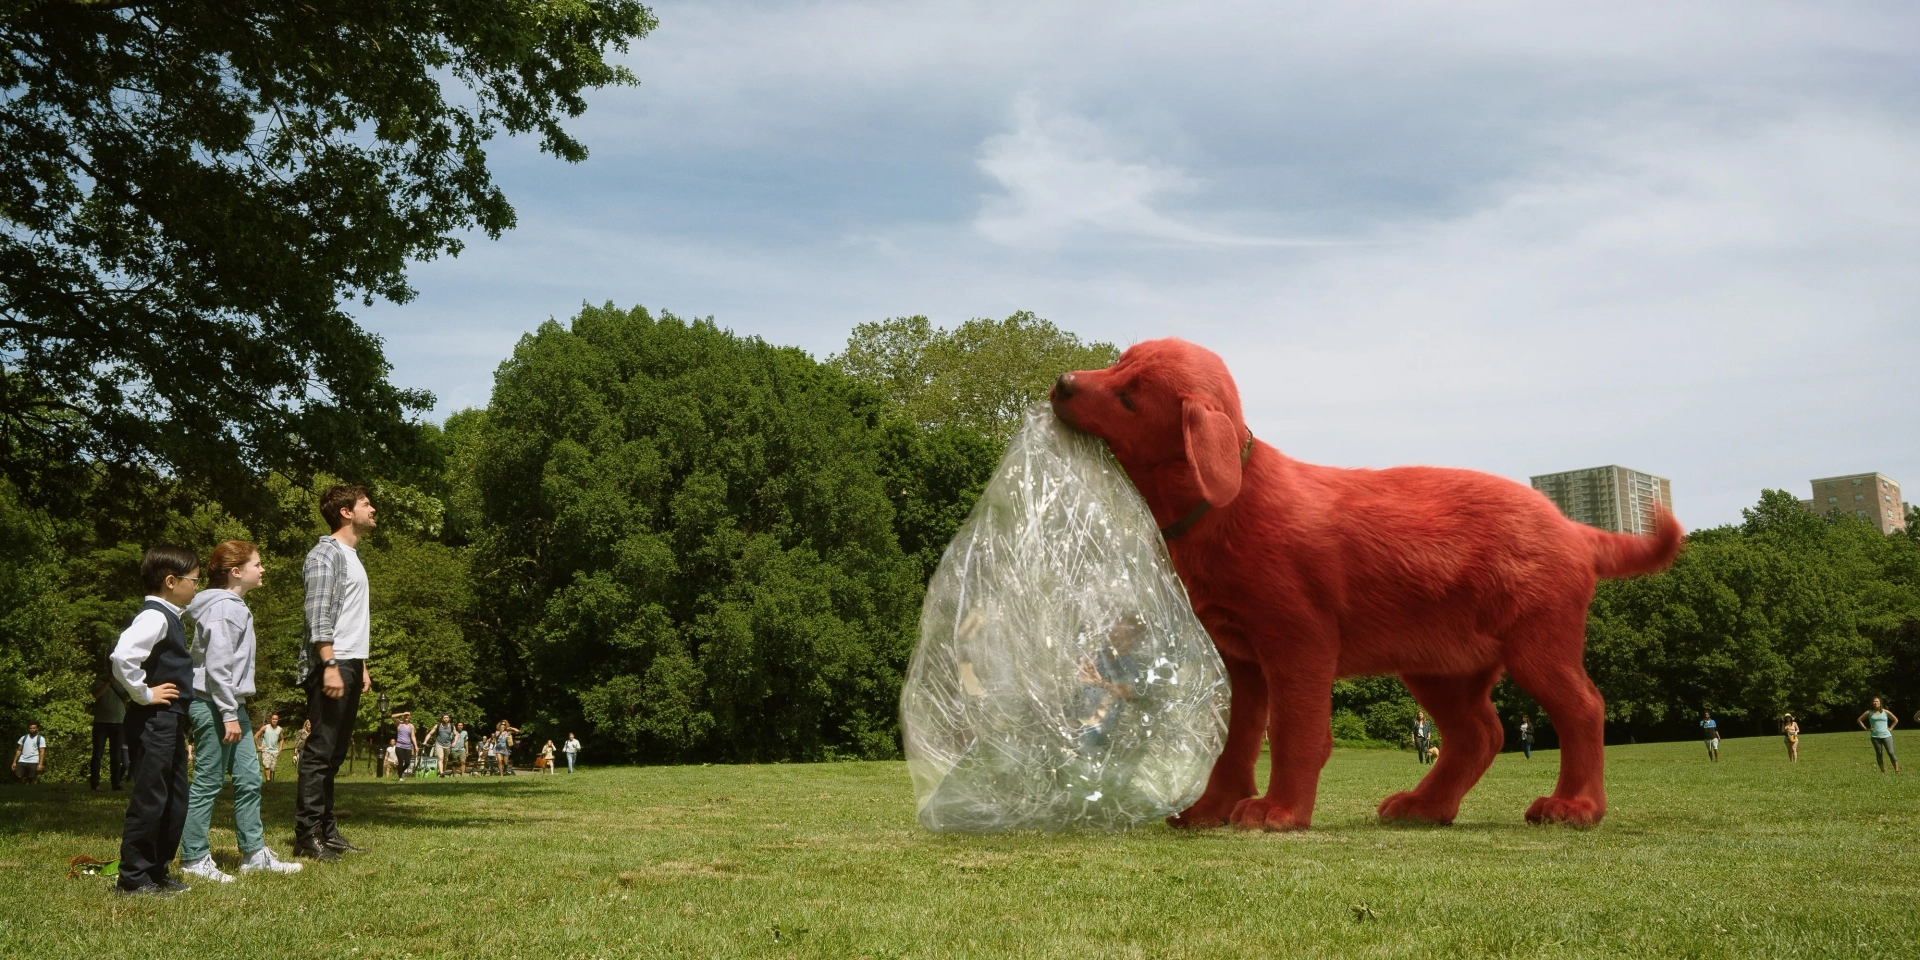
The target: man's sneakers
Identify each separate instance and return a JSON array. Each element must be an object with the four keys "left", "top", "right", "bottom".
[
  {"left": 239, "top": 846, "right": 303, "bottom": 874},
  {"left": 179, "top": 855, "right": 234, "bottom": 884}
]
